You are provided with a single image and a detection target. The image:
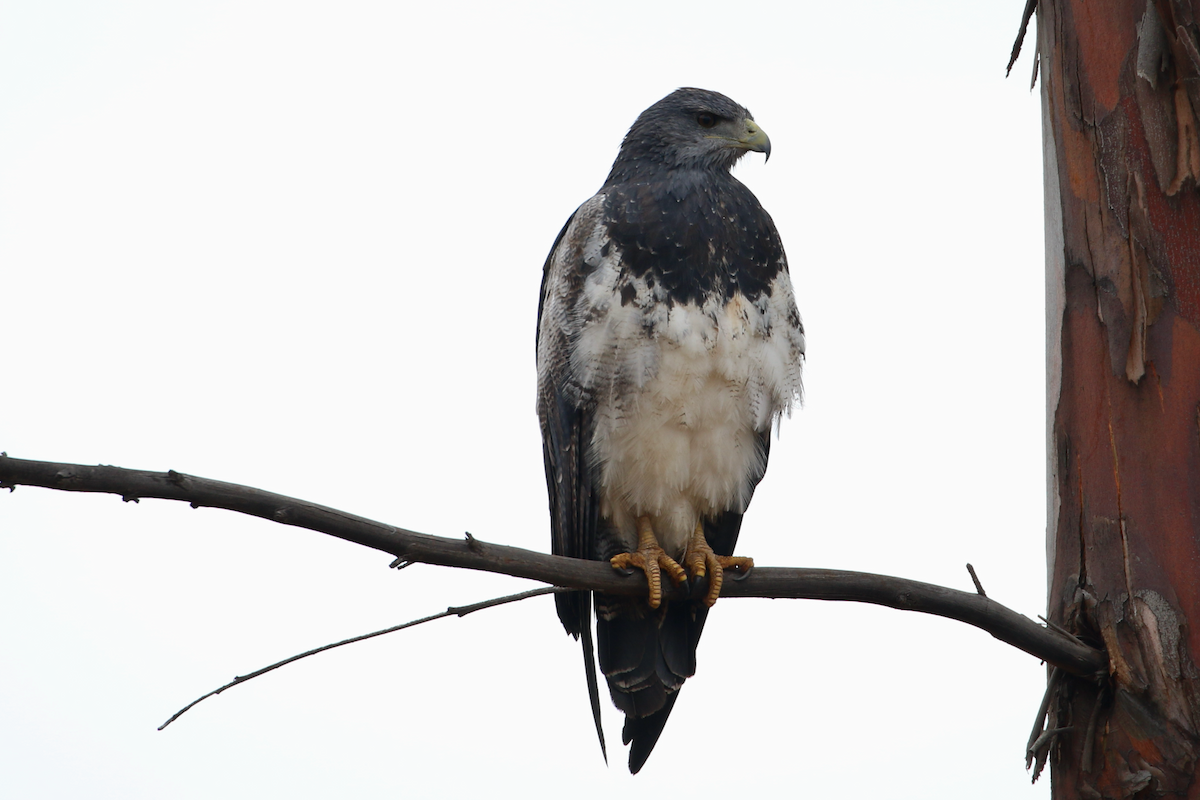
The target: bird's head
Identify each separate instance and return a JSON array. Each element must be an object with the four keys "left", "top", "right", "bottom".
[{"left": 606, "top": 88, "right": 770, "bottom": 183}]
